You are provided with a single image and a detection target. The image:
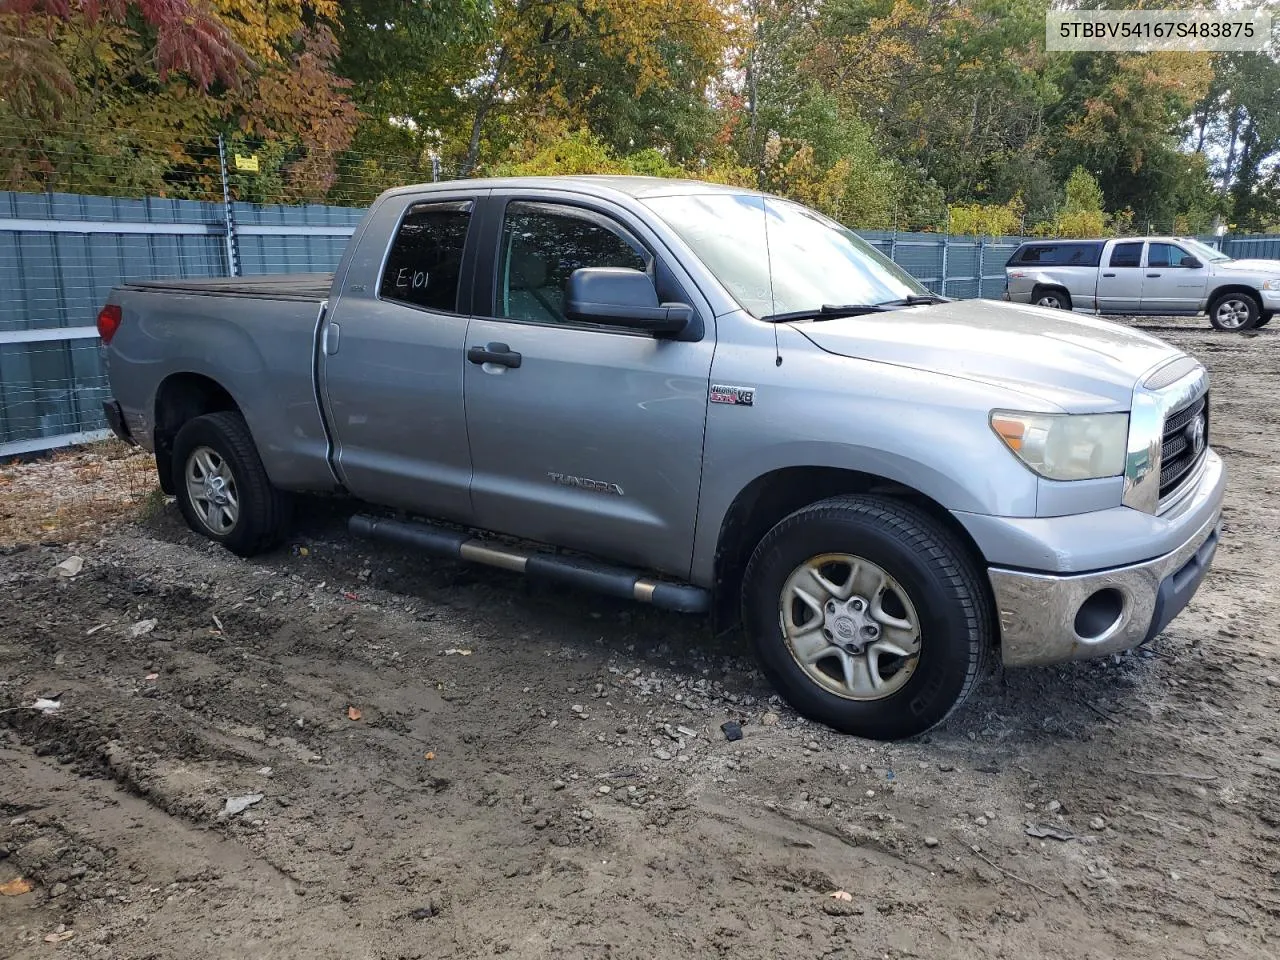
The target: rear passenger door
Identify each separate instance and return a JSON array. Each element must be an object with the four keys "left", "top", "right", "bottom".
[
  {"left": 320, "top": 191, "right": 481, "bottom": 522},
  {"left": 460, "top": 192, "right": 715, "bottom": 579},
  {"left": 1140, "top": 242, "right": 1207, "bottom": 314},
  {"left": 1096, "top": 241, "right": 1144, "bottom": 313}
]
